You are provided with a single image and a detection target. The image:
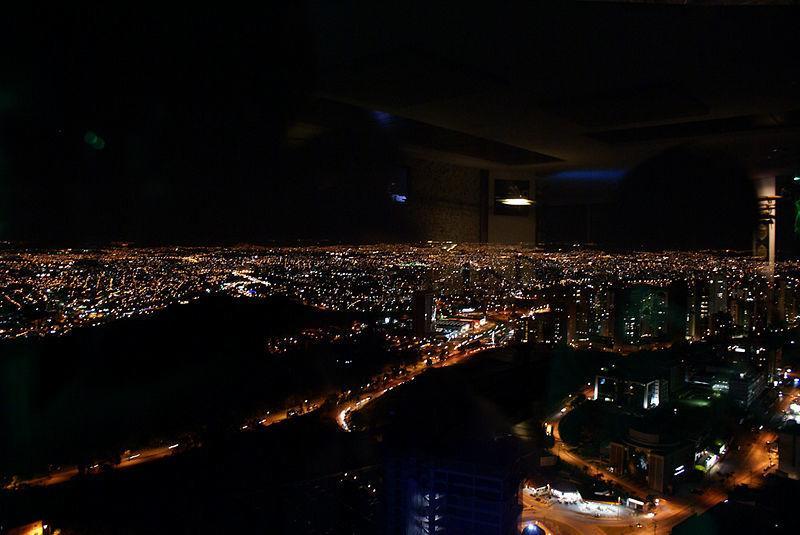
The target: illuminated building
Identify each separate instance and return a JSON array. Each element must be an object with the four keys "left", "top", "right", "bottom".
[
  {"left": 687, "top": 365, "right": 765, "bottom": 408},
  {"left": 566, "top": 286, "right": 591, "bottom": 344},
  {"left": 384, "top": 443, "right": 522, "bottom": 534},
  {"left": 594, "top": 353, "right": 680, "bottom": 410},
  {"left": 728, "top": 370, "right": 767, "bottom": 408},
  {"left": 434, "top": 319, "right": 471, "bottom": 340},
  {"left": 594, "top": 375, "right": 665, "bottom": 411},
  {"left": 609, "top": 426, "right": 693, "bottom": 493},
  {"left": 710, "top": 279, "right": 728, "bottom": 316},
  {"left": 588, "top": 287, "right": 614, "bottom": 340},
  {"left": 517, "top": 308, "right": 564, "bottom": 346},
  {"left": 613, "top": 286, "right": 669, "bottom": 347},
  {"left": 688, "top": 280, "right": 711, "bottom": 339}
]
